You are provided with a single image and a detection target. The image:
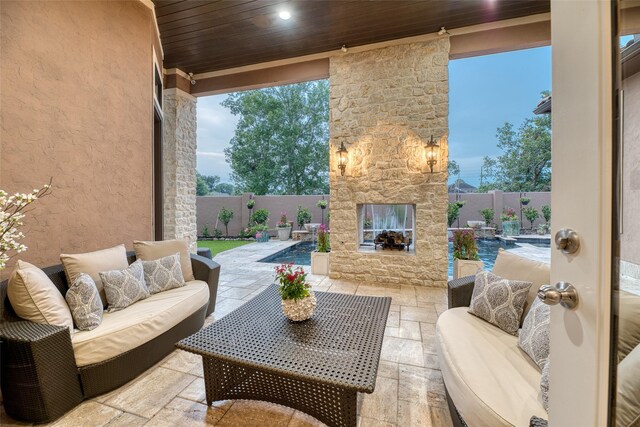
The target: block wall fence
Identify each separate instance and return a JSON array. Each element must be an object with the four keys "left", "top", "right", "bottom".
[{"left": 196, "top": 191, "right": 551, "bottom": 236}]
